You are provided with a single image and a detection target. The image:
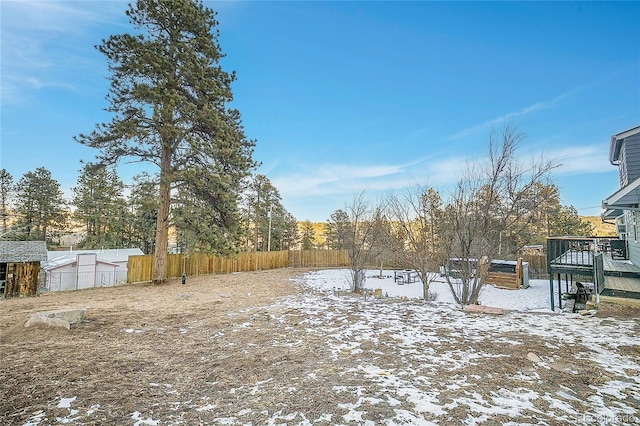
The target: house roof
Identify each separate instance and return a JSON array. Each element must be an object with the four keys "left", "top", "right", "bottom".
[
  {"left": 602, "top": 174, "right": 640, "bottom": 213},
  {"left": 609, "top": 125, "right": 640, "bottom": 164},
  {"left": 47, "top": 248, "right": 144, "bottom": 263},
  {"left": 0, "top": 241, "right": 48, "bottom": 263},
  {"left": 601, "top": 208, "right": 624, "bottom": 220}
]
